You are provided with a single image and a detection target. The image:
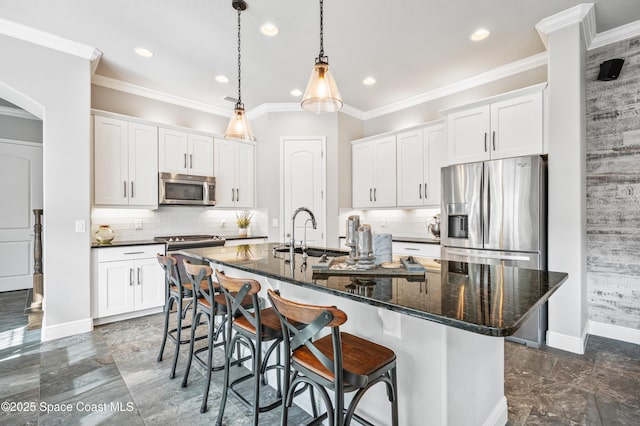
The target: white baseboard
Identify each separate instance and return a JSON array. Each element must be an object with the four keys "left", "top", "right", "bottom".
[
  {"left": 483, "top": 396, "right": 508, "bottom": 426},
  {"left": 92, "top": 306, "right": 163, "bottom": 326},
  {"left": 41, "top": 317, "right": 93, "bottom": 342},
  {"left": 588, "top": 321, "right": 640, "bottom": 345},
  {"left": 546, "top": 325, "right": 588, "bottom": 354}
]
